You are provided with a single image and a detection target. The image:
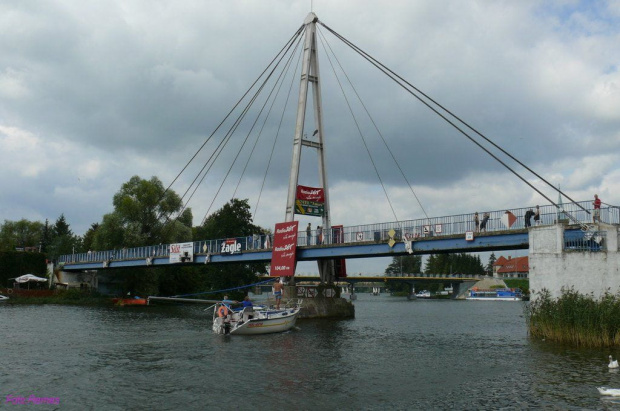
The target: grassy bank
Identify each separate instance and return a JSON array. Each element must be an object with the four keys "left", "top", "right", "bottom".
[
  {"left": 528, "top": 288, "right": 620, "bottom": 347},
  {"left": 5, "top": 289, "right": 111, "bottom": 306},
  {"left": 504, "top": 279, "right": 529, "bottom": 296}
]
